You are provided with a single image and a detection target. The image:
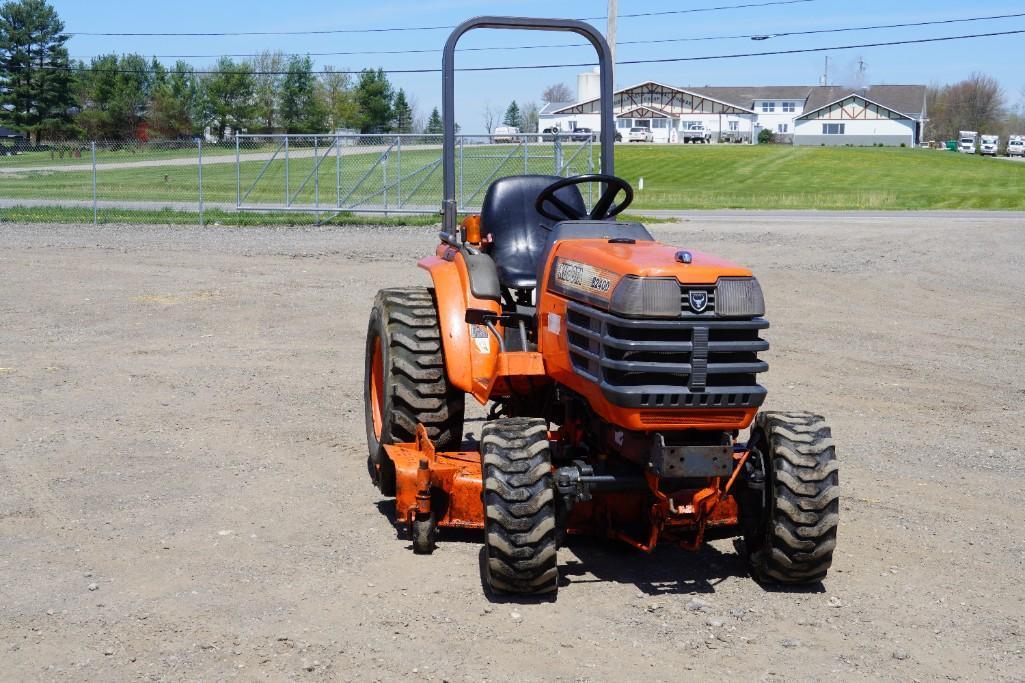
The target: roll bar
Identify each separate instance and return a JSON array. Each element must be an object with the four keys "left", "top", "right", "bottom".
[{"left": 442, "top": 16, "right": 615, "bottom": 233}]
